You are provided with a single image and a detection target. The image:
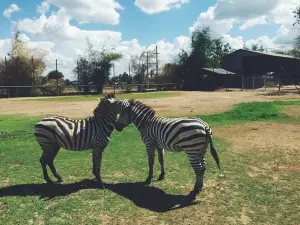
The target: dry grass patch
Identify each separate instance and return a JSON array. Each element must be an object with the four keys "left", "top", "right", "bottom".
[
  {"left": 214, "top": 122, "right": 300, "bottom": 157},
  {"left": 281, "top": 105, "right": 300, "bottom": 120}
]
